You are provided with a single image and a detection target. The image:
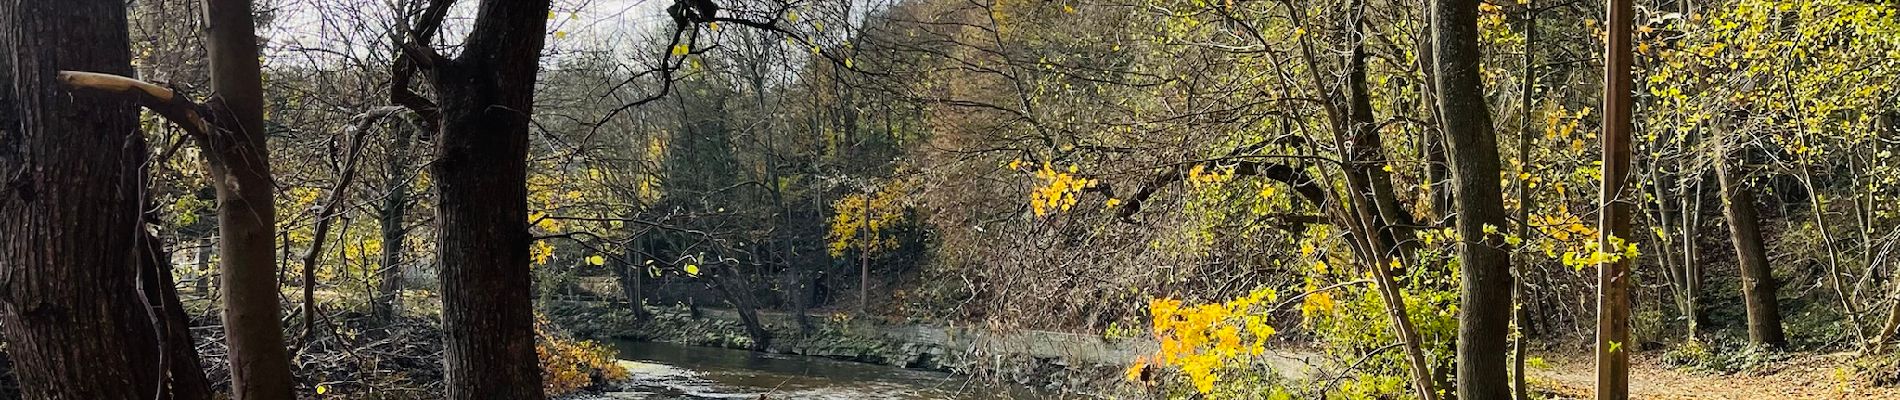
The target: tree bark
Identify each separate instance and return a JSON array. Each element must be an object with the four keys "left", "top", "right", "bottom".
[
  {"left": 420, "top": 0, "right": 553, "bottom": 398},
  {"left": 1717, "top": 156, "right": 1788, "bottom": 347},
  {"left": 0, "top": 1, "right": 166, "bottom": 397},
  {"left": 1430, "top": 0, "right": 1514, "bottom": 398},
  {"left": 202, "top": 0, "right": 298, "bottom": 396}
]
